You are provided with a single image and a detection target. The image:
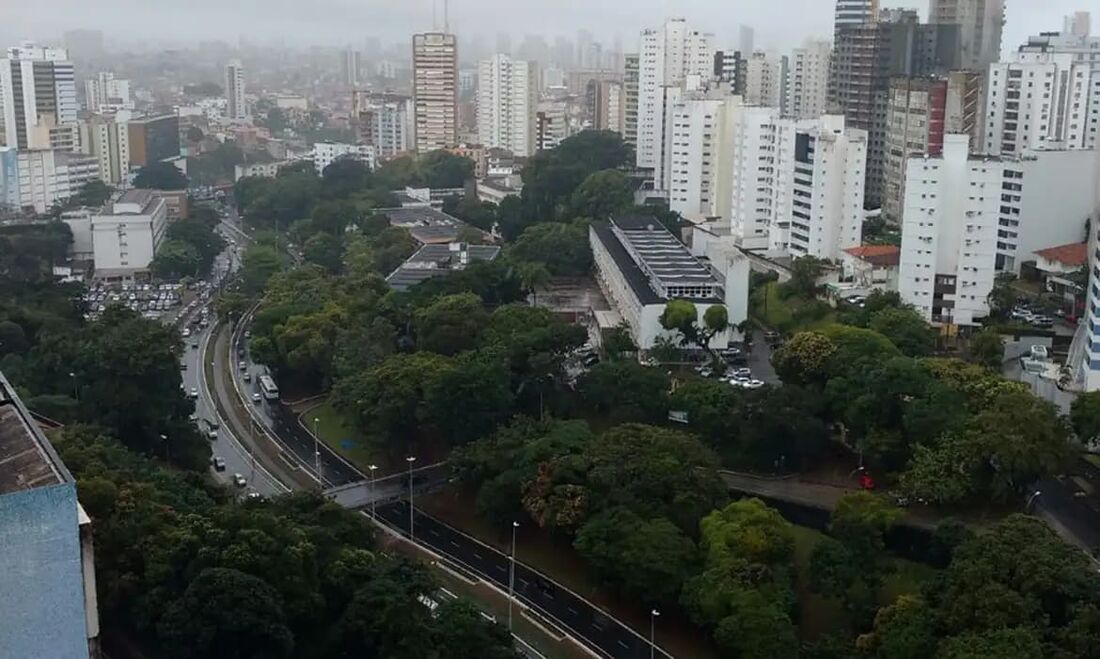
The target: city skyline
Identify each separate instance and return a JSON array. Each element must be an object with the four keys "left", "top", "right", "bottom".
[{"left": 5, "top": 0, "right": 1089, "bottom": 56}]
